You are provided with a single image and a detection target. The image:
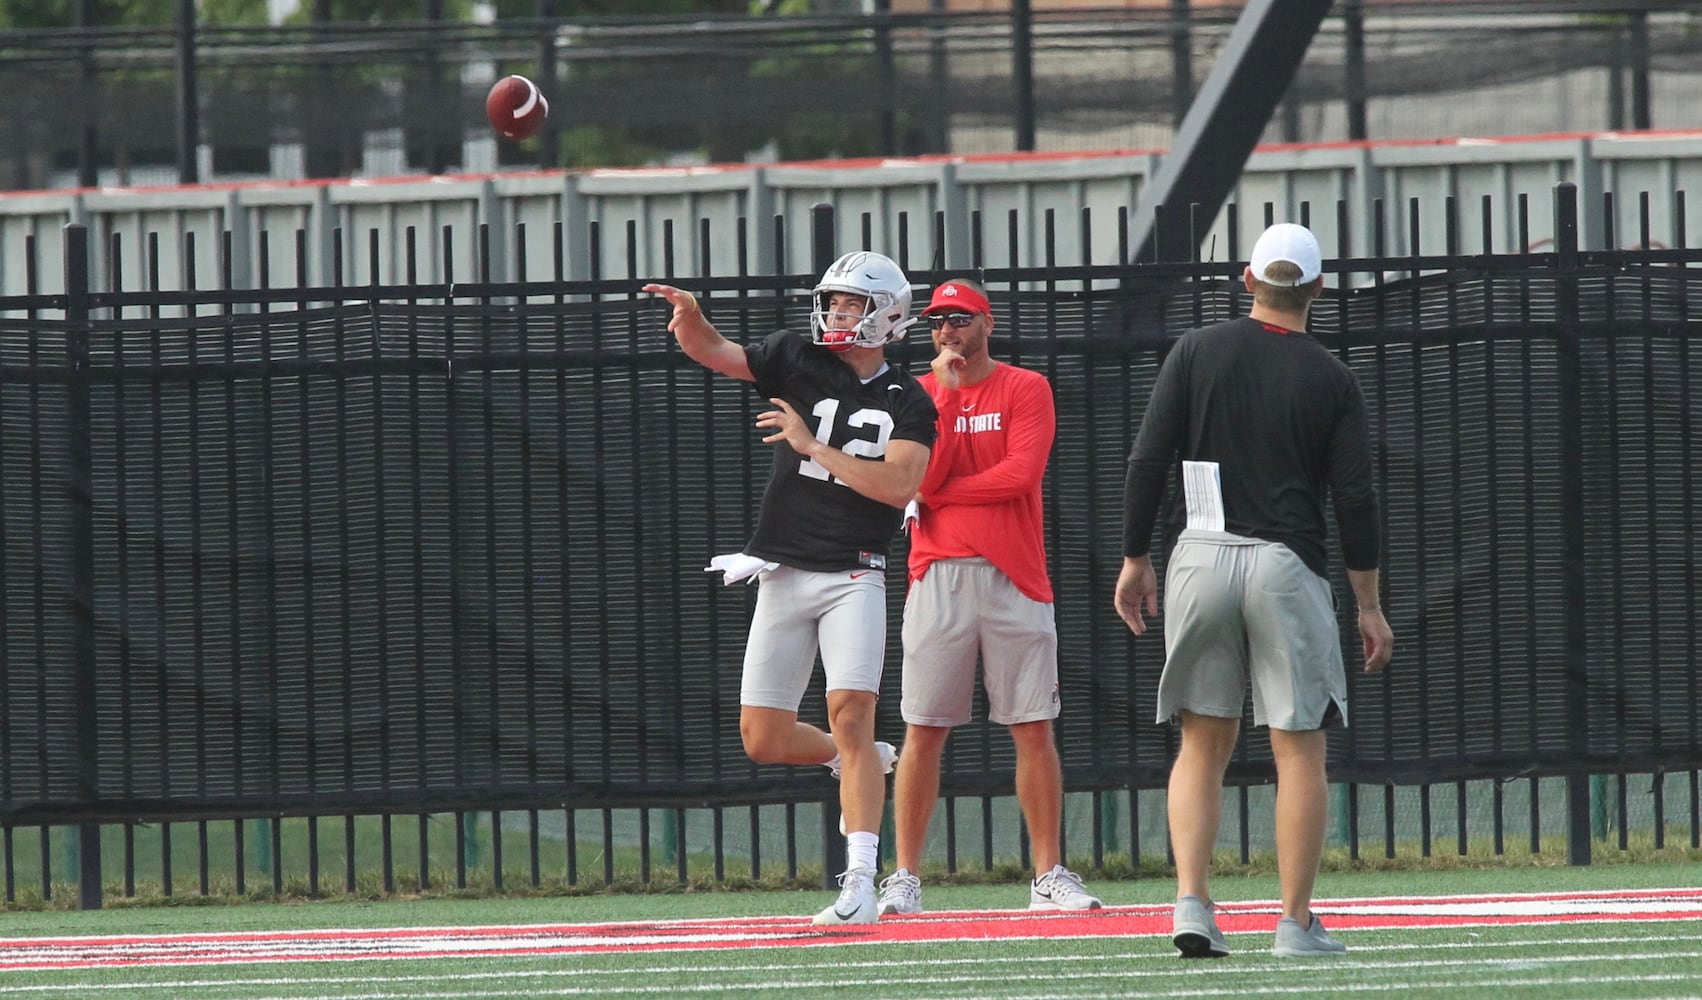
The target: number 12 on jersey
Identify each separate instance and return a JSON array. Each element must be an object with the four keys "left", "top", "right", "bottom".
[{"left": 796, "top": 397, "right": 895, "bottom": 485}]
